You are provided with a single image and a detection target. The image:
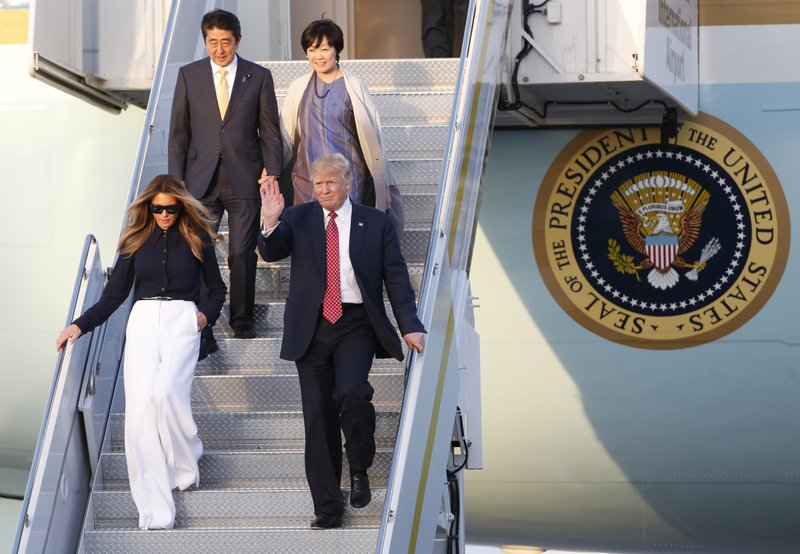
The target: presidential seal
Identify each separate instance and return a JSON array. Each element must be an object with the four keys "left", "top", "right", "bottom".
[{"left": 532, "top": 113, "right": 789, "bottom": 349}]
